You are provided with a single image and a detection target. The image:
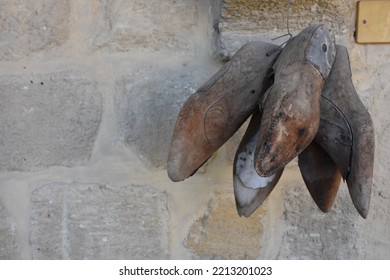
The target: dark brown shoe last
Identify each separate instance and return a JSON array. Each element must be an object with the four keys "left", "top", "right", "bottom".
[
  {"left": 234, "top": 110, "right": 284, "bottom": 217},
  {"left": 298, "top": 141, "right": 342, "bottom": 212},
  {"left": 319, "top": 45, "right": 375, "bottom": 218}
]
